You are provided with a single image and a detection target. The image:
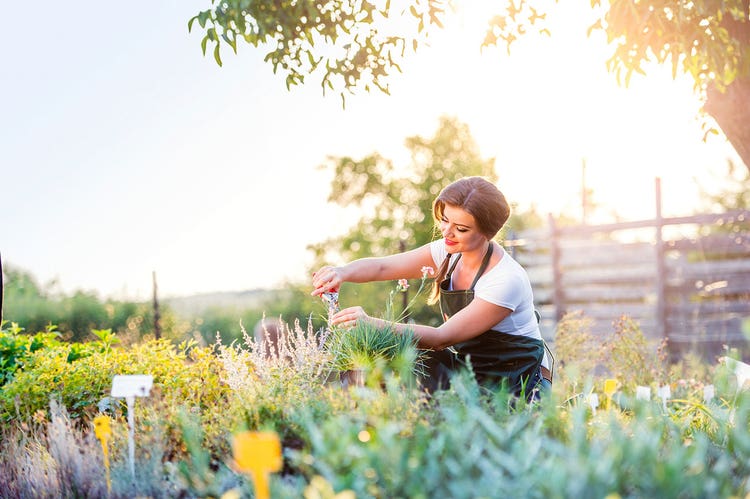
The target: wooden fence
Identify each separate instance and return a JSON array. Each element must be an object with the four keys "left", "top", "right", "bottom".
[{"left": 506, "top": 182, "right": 750, "bottom": 359}]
